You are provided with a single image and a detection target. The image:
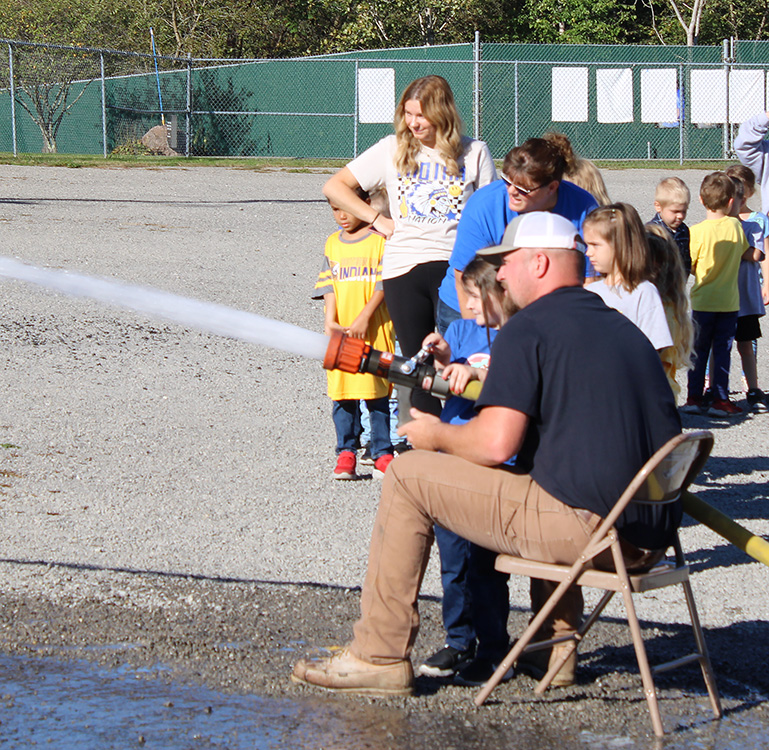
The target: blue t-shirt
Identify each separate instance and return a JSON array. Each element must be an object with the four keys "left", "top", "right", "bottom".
[
  {"left": 739, "top": 211, "right": 769, "bottom": 317},
  {"left": 440, "top": 319, "right": 497, "bottom": 426},
  {"left": 437, "top": 179, "right": 599, "bottom": 312},
  {"left": 440, "top": 320, "right": 516, "bottom": 467}
]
